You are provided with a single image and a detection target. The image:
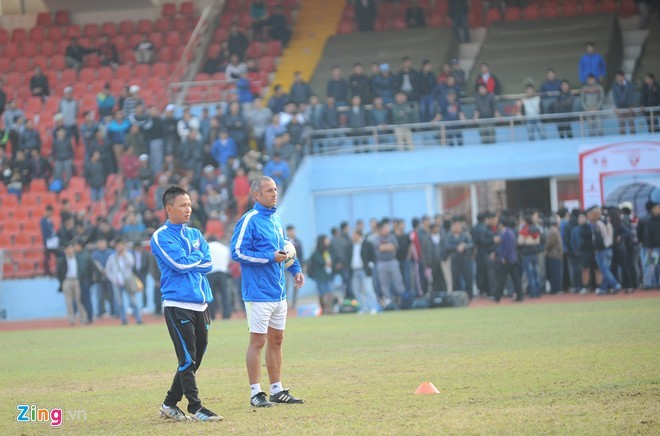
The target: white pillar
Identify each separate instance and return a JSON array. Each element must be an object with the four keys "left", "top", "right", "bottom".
[
  {"left": 549, "top": 177, "right": 559, "bottom": 212},
  {"left": 469, "top": 183, "right": 478, "bottom": 225}
]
